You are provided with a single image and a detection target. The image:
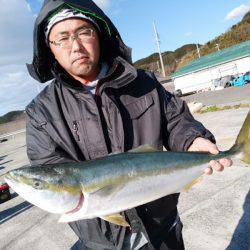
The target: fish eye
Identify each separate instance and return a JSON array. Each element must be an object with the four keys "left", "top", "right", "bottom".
[
  {"left": 57, "top": 179, "right": 63, "bottom": 187},
  {"left": 33, "top": 181, "right": 41, "bottom": 189},
  {"left": 32, "top": 180, "right": 45, "bottom": 190}
]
